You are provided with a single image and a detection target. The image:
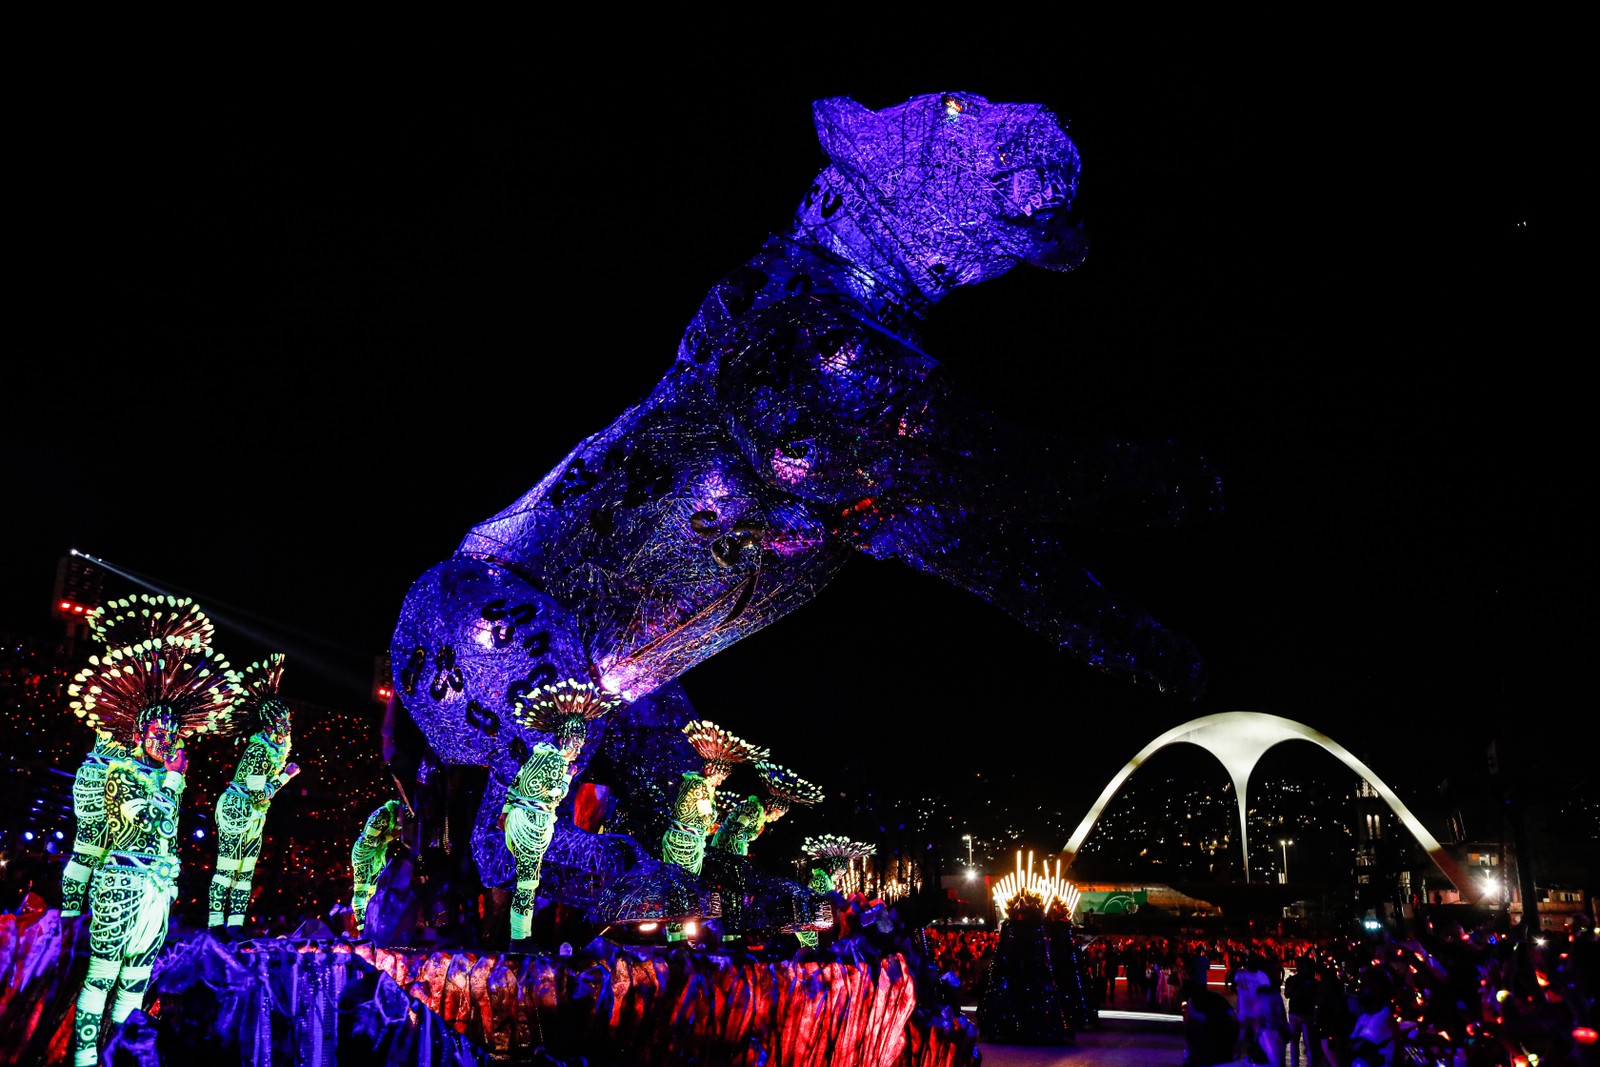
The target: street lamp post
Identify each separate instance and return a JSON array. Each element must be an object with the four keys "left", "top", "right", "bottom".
[{"left": 1279, "top": 838, "right": 1292, "bottom": 884}]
